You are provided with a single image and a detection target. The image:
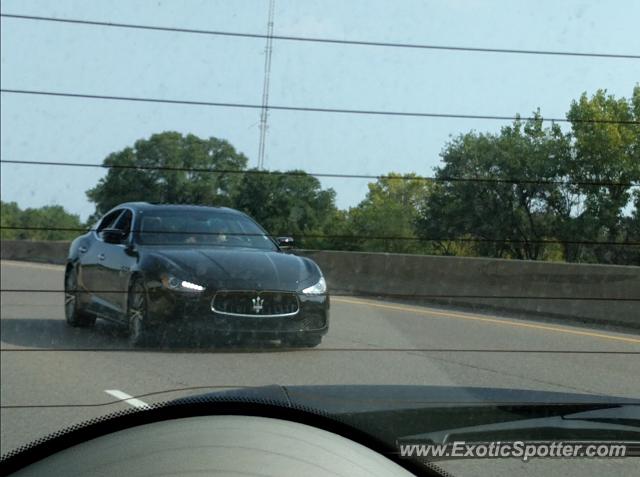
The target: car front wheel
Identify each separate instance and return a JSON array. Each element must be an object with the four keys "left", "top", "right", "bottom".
[
  {"left": 64, "top": 267, "right": 96, "bottom": 327},
  {"left": 127, "top": 278, "right": 156, "bottom": 347}
]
